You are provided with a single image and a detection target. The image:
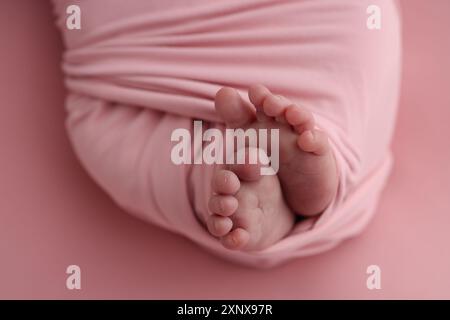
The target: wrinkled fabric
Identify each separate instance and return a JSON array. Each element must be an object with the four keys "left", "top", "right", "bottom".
[{"left": 52, "top": 0, "right": 401, "bottom": 267}]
